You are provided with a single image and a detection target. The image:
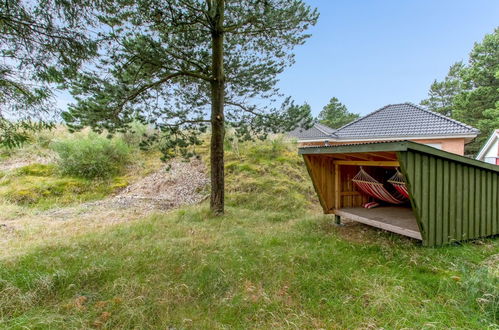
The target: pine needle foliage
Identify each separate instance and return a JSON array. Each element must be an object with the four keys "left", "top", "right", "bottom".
[
  {"left": 62, "top": 0, "right": 318, "bottom": 213},
  {"left": 0, "top": 0, "right": 103, "bottom": 146}
]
